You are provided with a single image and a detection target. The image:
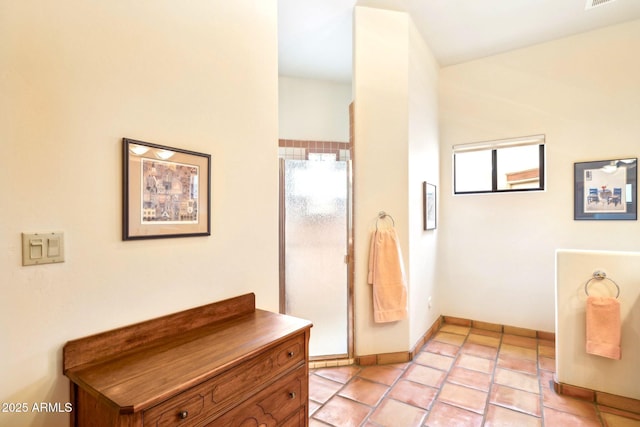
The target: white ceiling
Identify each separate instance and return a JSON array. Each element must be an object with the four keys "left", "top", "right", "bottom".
[{"left": 278, "top": 0, "right": 640, "bottom": 83}]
